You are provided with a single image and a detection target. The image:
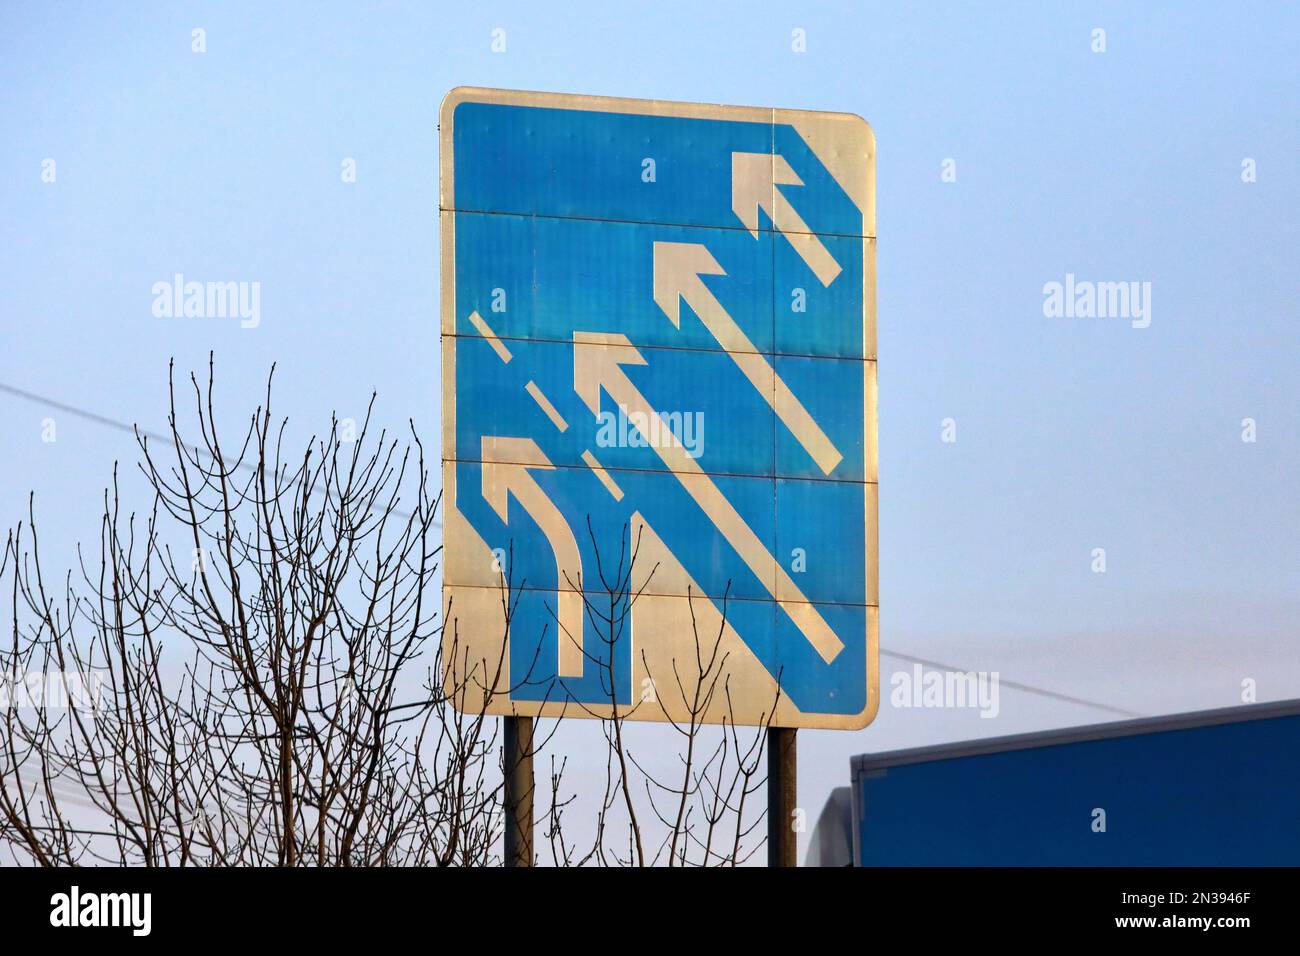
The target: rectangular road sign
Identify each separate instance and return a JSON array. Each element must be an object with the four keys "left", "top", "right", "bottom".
[{"left": 440, "top": 87, "right": 877, "bottom": 729}]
